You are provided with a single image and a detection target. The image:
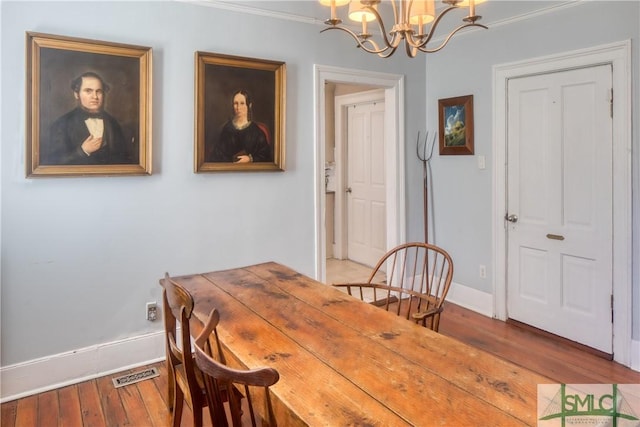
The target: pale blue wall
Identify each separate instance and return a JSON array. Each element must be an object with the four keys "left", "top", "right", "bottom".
[
  {"left": 424, "top": 1, "right": 639, "bottom": 337},
  {"left": 0, "top": 1, "right": 426, "bottom": 365}
]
